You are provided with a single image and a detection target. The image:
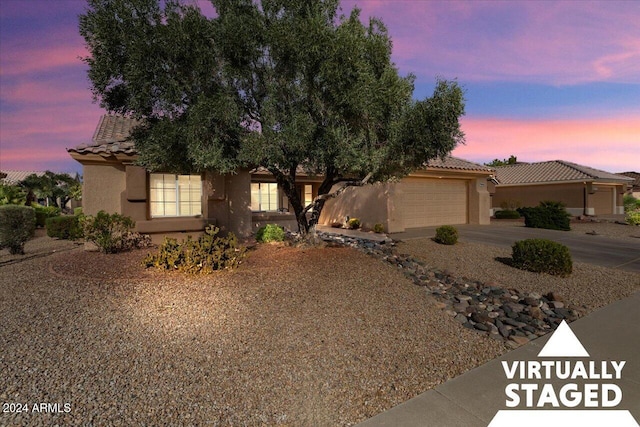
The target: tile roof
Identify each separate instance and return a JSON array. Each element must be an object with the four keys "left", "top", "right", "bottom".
[
  {"left": 494, "top": 160, "right": 633, "bottom": 185},
  {"left": 425, "top": 156, "right": 494, "bottom": 172},
  {"left": 619, "top": 172, "right": 640, "bottom": 189},
  {"left": 67, "top": 114, "right": 139, "bottom": 156},
  {"left": 0, "top": 170, "right": 46, "bottom": 185}
]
